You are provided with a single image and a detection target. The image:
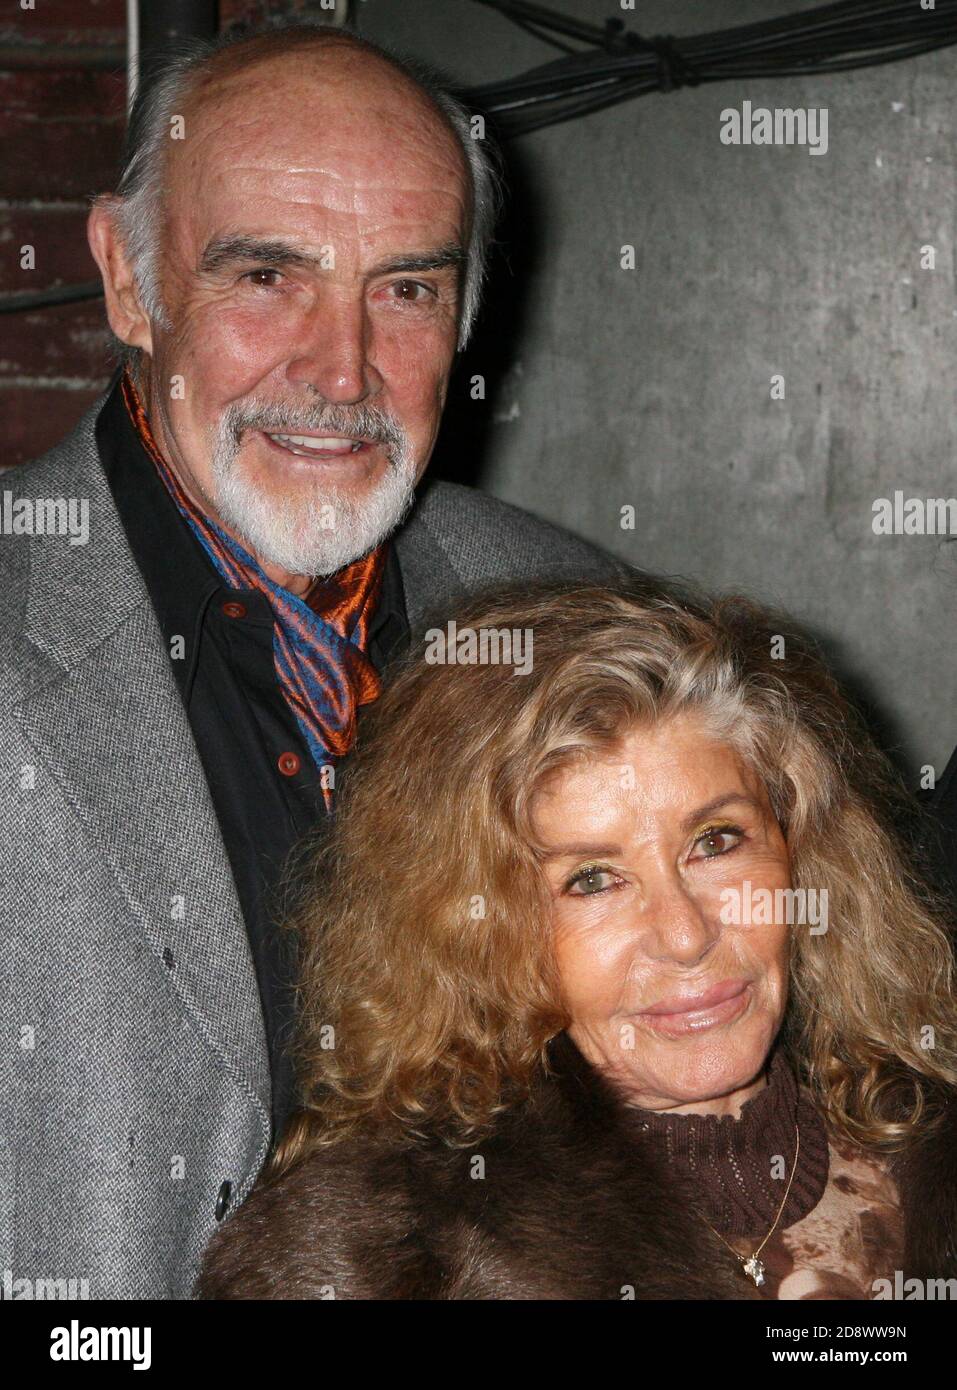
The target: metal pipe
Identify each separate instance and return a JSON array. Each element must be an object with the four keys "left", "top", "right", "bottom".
[
  {"left": 127, "top": 0, "right": 139, "bottom": 111},
  {"left": 134, "top": 0, "right": 218, "bottom": 96}
]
